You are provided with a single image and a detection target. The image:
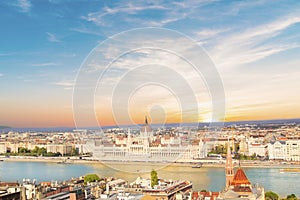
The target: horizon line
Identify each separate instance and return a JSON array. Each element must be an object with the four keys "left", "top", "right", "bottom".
[{"left": 2, "top": 117, "right": 300, "bottom": 130}]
